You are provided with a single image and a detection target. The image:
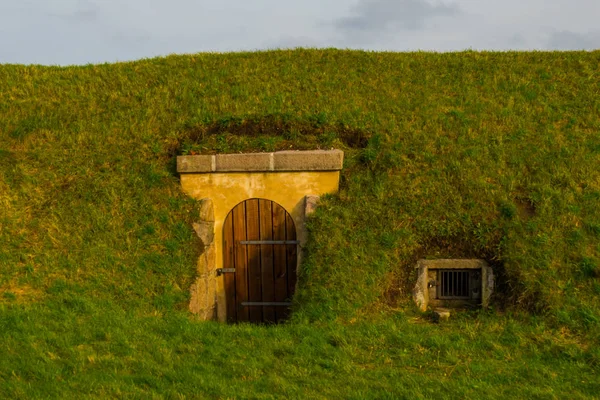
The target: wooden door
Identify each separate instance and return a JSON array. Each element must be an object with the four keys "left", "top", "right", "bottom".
[{"left": 222, "top": 198, "right": 297, "bottom": 323}]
